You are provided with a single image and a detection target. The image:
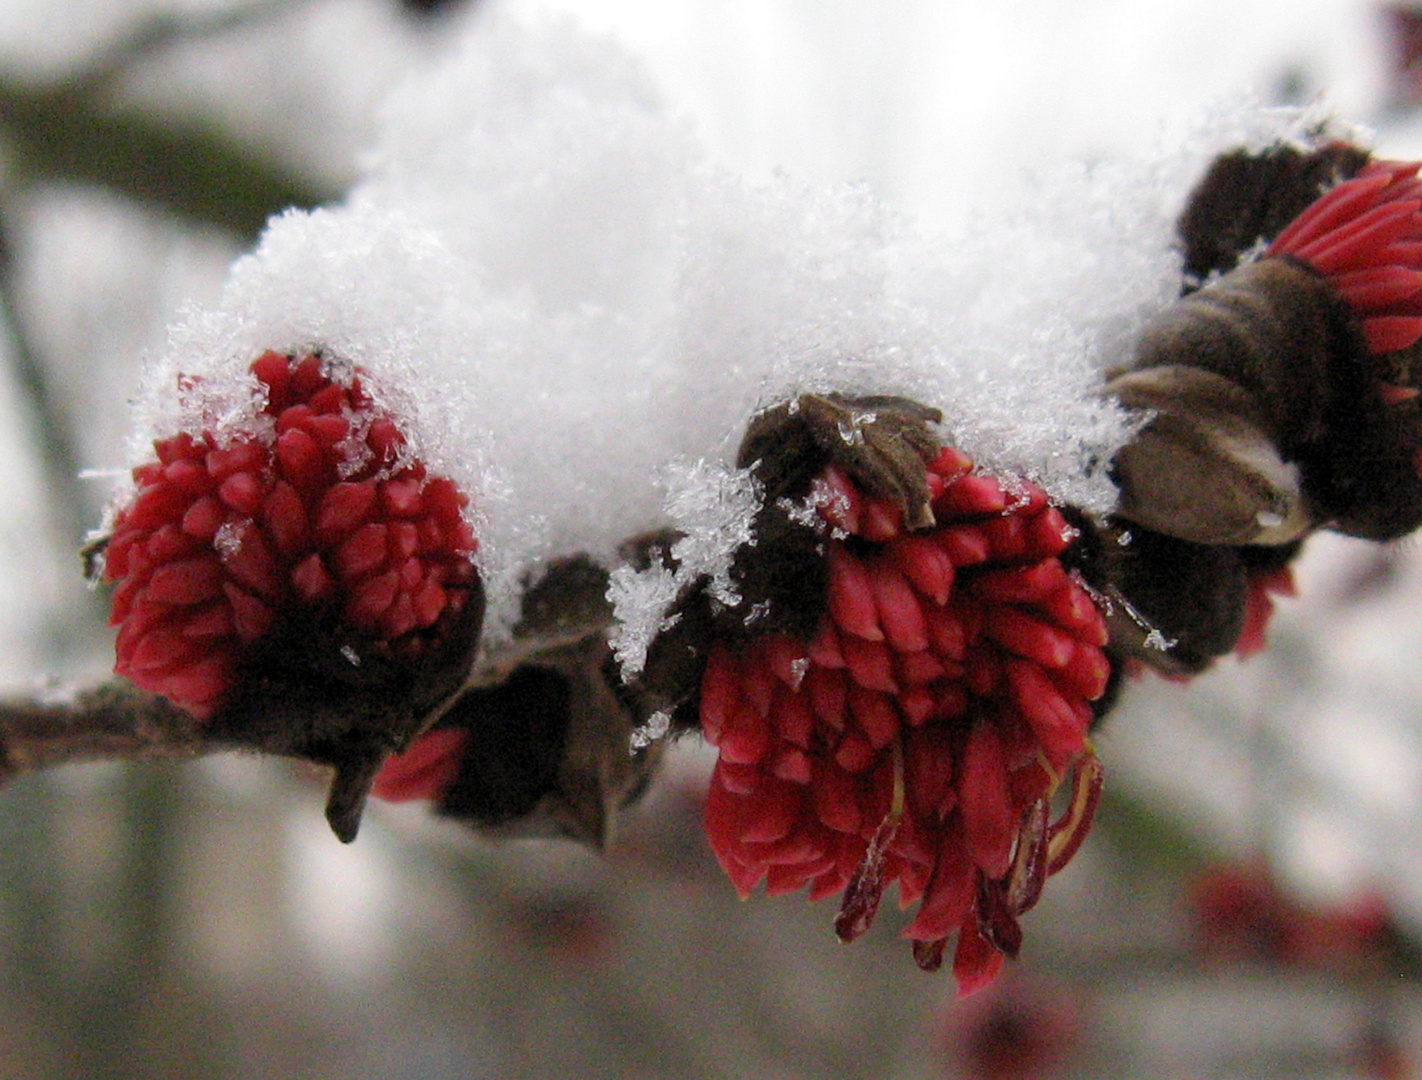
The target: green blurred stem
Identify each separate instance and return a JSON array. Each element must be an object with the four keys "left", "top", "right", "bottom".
[{"left": 0, "top": 76, "right": 334, "bottom": 240}]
